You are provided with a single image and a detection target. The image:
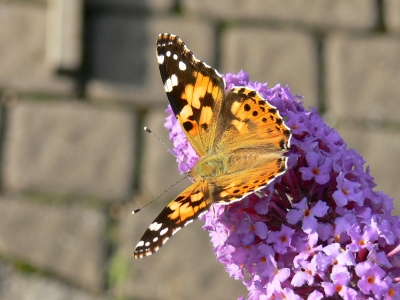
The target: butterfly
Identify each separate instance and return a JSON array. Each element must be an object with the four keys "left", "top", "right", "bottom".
[{"left": 133, "top": 33, "right": 291, "bottom": 258}]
